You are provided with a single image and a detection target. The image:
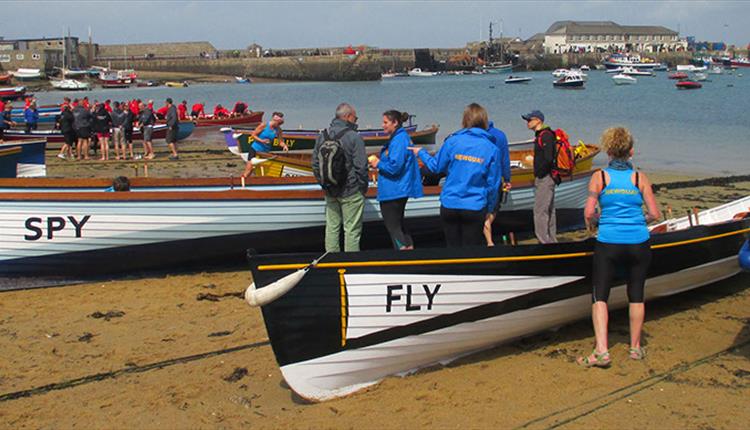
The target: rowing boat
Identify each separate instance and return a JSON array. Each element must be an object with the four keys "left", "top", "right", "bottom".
[
  {"left": 0, "top": 170, "right": 595, "bottom": 278},
  {"left": 222, "top": 124, "right": 439, "bottom": 152},
  {"left": 0, "top": 146, "right": 23, "bottom": 178},
  {"left": 0, "top": 139, "right": 46, "bottom": 177},
  {"left": 245, "top": 196, "right": 750, "bottom": 401}
]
